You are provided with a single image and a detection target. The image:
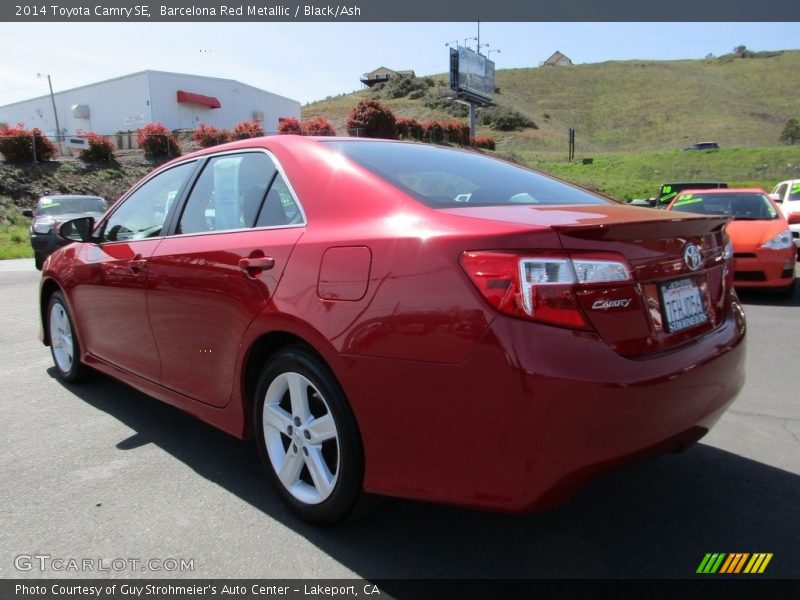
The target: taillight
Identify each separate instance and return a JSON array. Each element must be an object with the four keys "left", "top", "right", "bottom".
[{"left": 460, "top": 251, "right": 632, "bottom": 330}]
